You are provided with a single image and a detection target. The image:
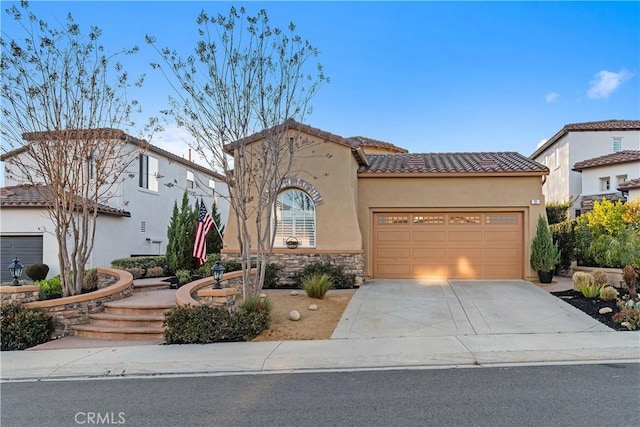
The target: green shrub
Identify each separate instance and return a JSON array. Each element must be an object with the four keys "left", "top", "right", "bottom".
[
  {"left": 599, "top": 286, "right": 619, "bottom": 301},
  {"left": 303, "top": 273, "right": 333, "bottom": 299},
  {"left": 176, "top": 269, "right": 191, "bottom": 285},
  {"left": 578, "top": 283, "right": 605, "bottom": 299},
  {"left": 82, "top": 268, "right": 99, "bottom": 292},
  {"left": 295, "top": 262, "right": 355, "bottom": 289},
  {"left": 572, "top": 272, "right": 593, "bottom": 291},
  {"left": 591, "top": 269, "right": 608, "bottom": 286},
  {"left": 1, "top": 303, "right": 54, "bottom": 350},
  {"left": 145, "top": 266, "right": 165, "bottom": 277},
  {"left": 163, "top": 305, "right": 269, "bottom": 344},
  {"left": 124, "top": 267, "right": 143, "bottom": 279},
  {"left": 546, "top": 201, "right": 572, "bottom": 225},
  {"left": 240, "top": 294, "right": 273, "bottom": 314},
  {"left": 38, "top": 276, "right": 62, "bottom": 299},
  {"left": 111, "top": 256, "right": 167, "bottom": 276},
  {"left": 263, "top": 263, "right": 279, "bottom": 288},
  {"left": 24, "top": 263, "right": 49, "bottom": 281},
  {"left": 530, "top": 215, "right": 561, "bottom": 271},
  {"left": 550, "top": 220, "right": 575, "bottom": 271}
]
